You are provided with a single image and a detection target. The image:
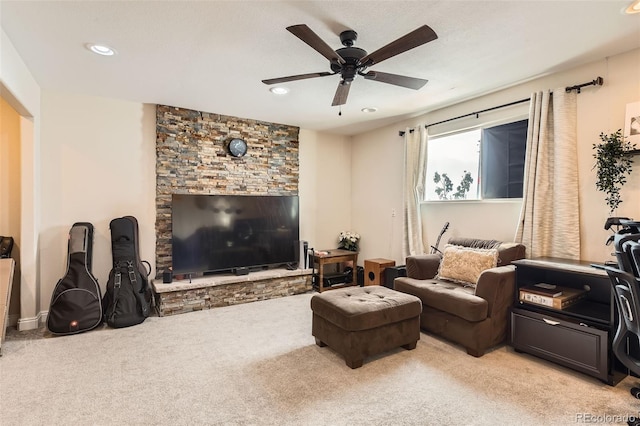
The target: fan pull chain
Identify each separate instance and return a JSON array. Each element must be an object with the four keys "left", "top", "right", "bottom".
[{"left": 339, "top": 106, "right": 342, "bottom": 116}]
